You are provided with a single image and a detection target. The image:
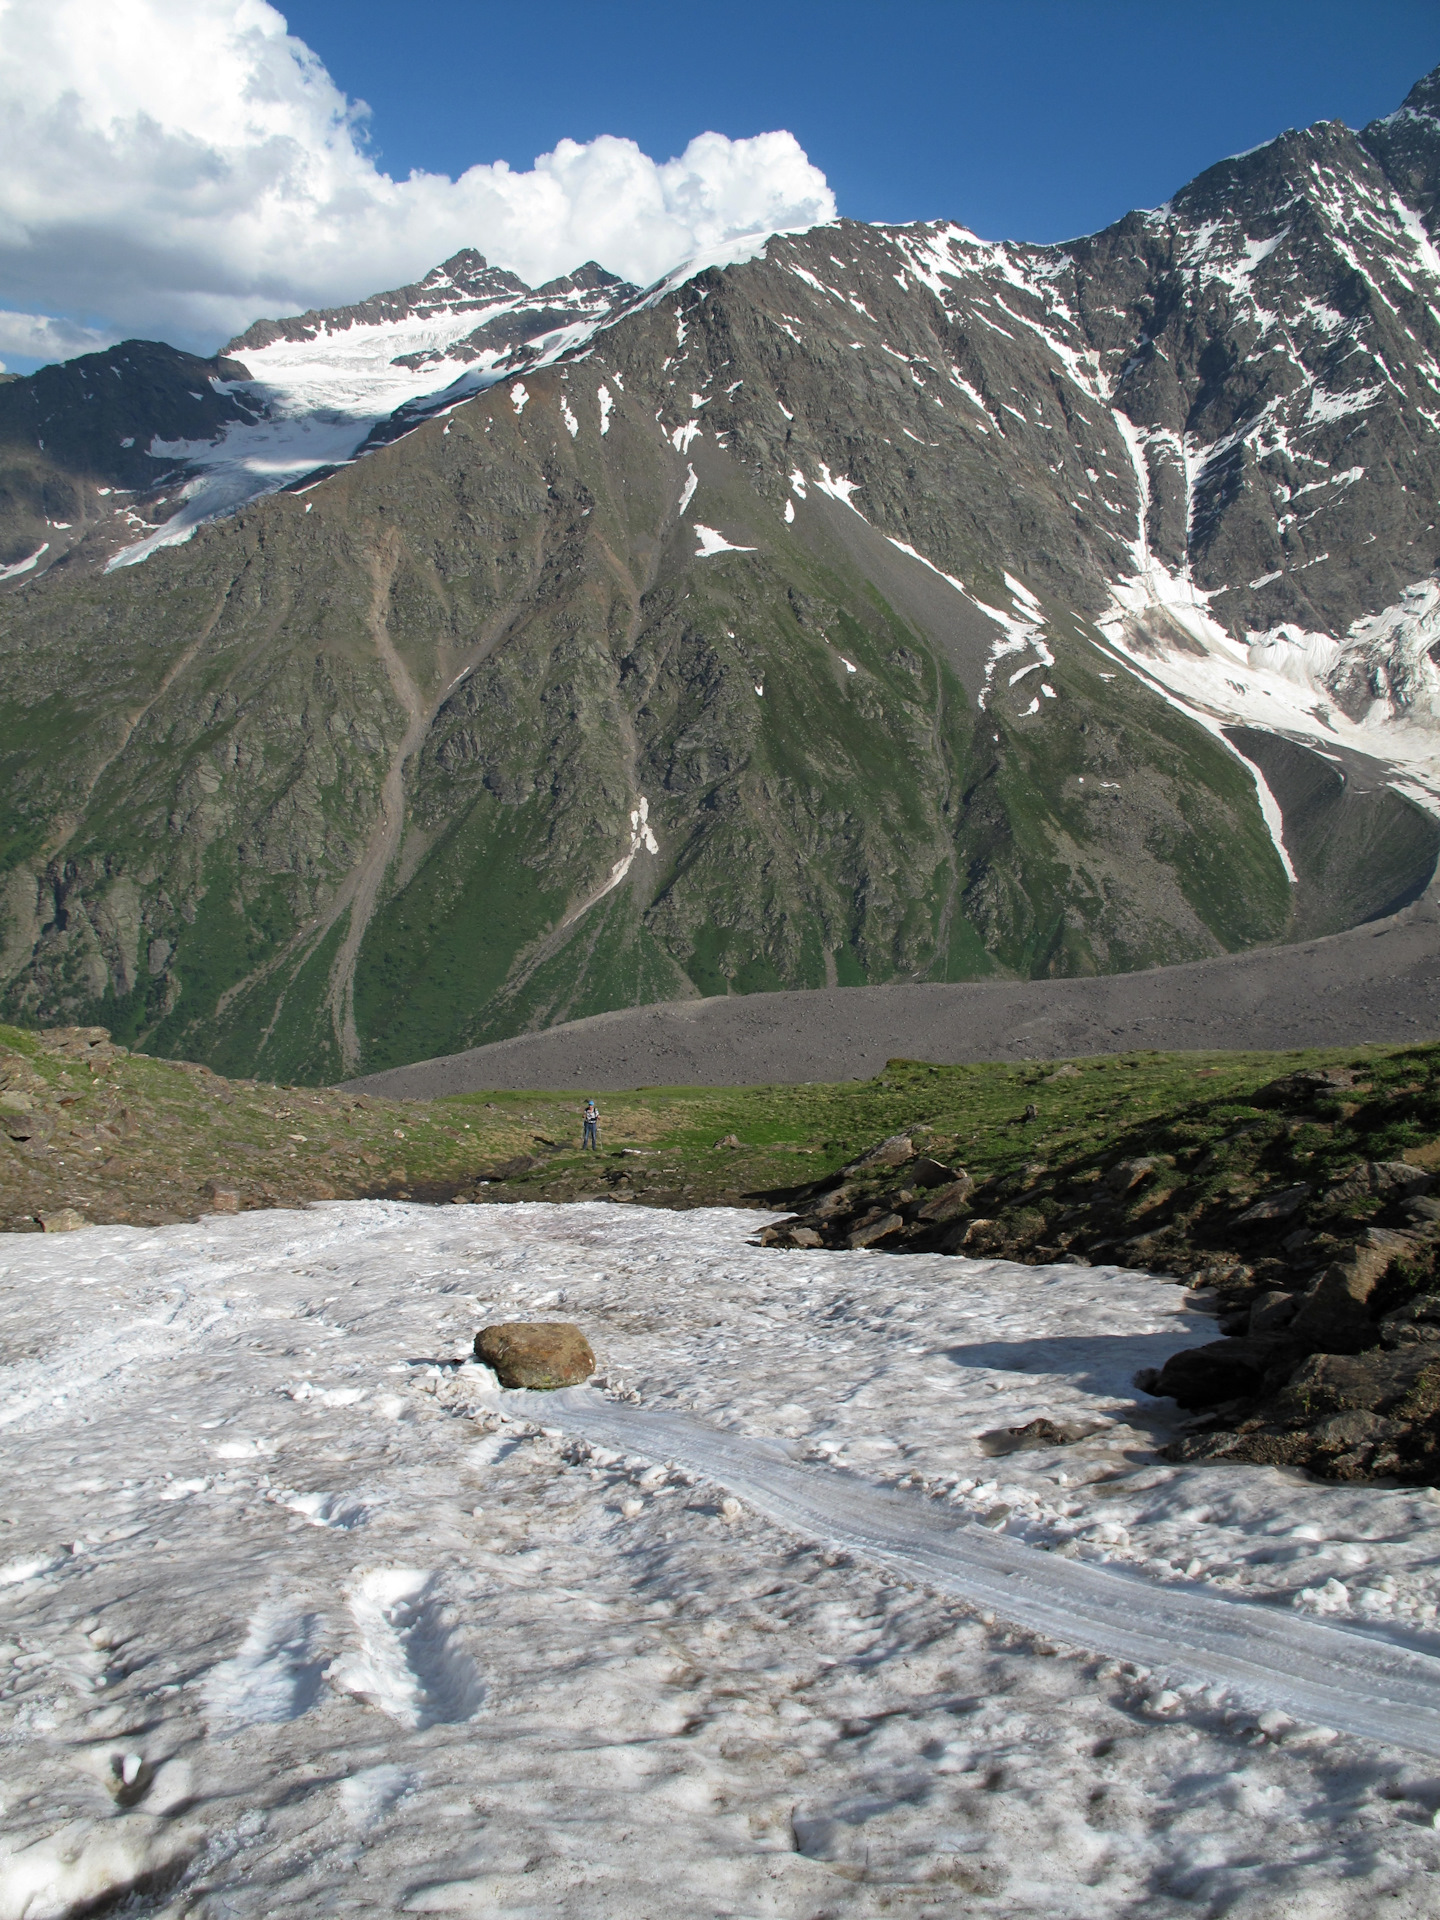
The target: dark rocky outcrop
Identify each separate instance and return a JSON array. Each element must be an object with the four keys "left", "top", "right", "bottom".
[
  {"left": 1152, "top": 1216, "right": 1440, "bottom": 1481},
  {"left": 760, "top": 1057, "right": 1440, "bottom": 1482}
]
